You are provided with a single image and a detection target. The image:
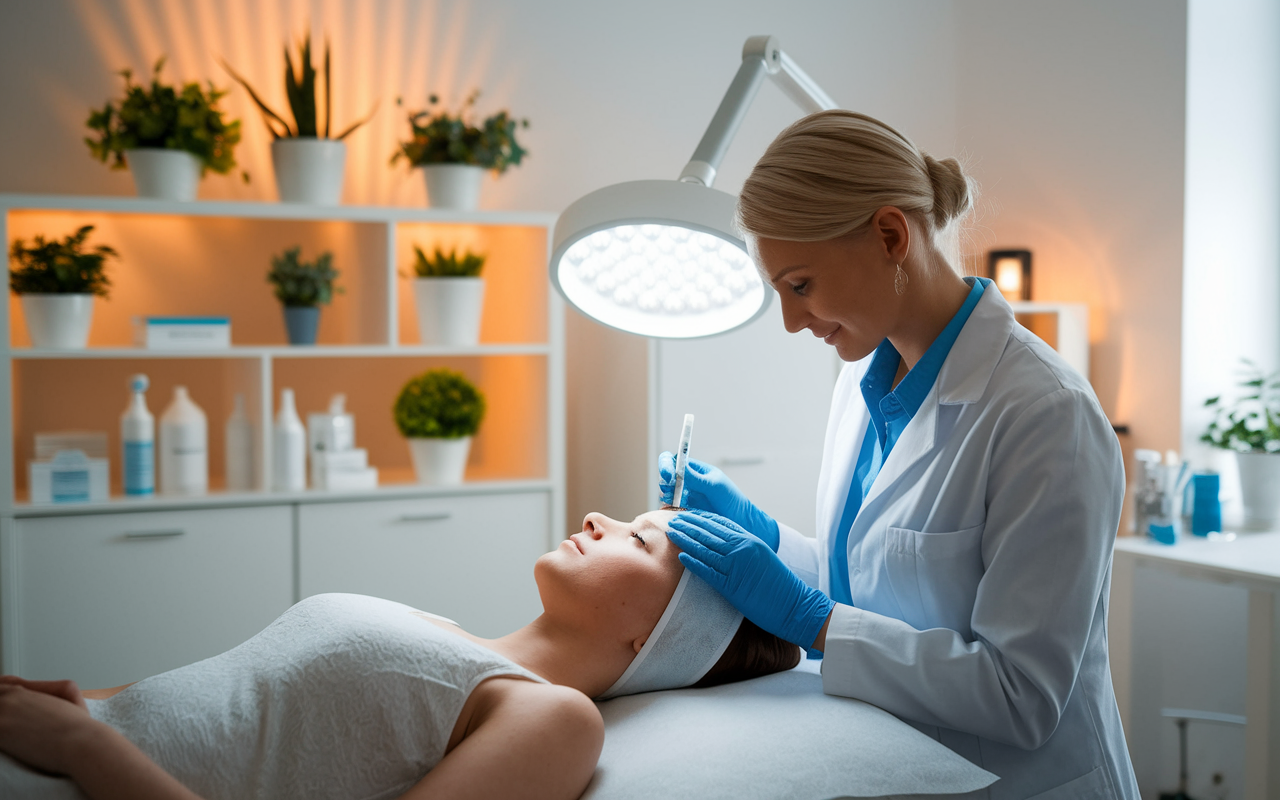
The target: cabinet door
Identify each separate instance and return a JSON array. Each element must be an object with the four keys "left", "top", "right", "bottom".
[
  {"left": 656, "top": 300, "right": 838, "bottom": 536},
  {"left": 11, "top": 505, "right": 293, "bottom": 688},
  {"left": 298, "top": 491, "right": 549, "bottom": 637}
]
